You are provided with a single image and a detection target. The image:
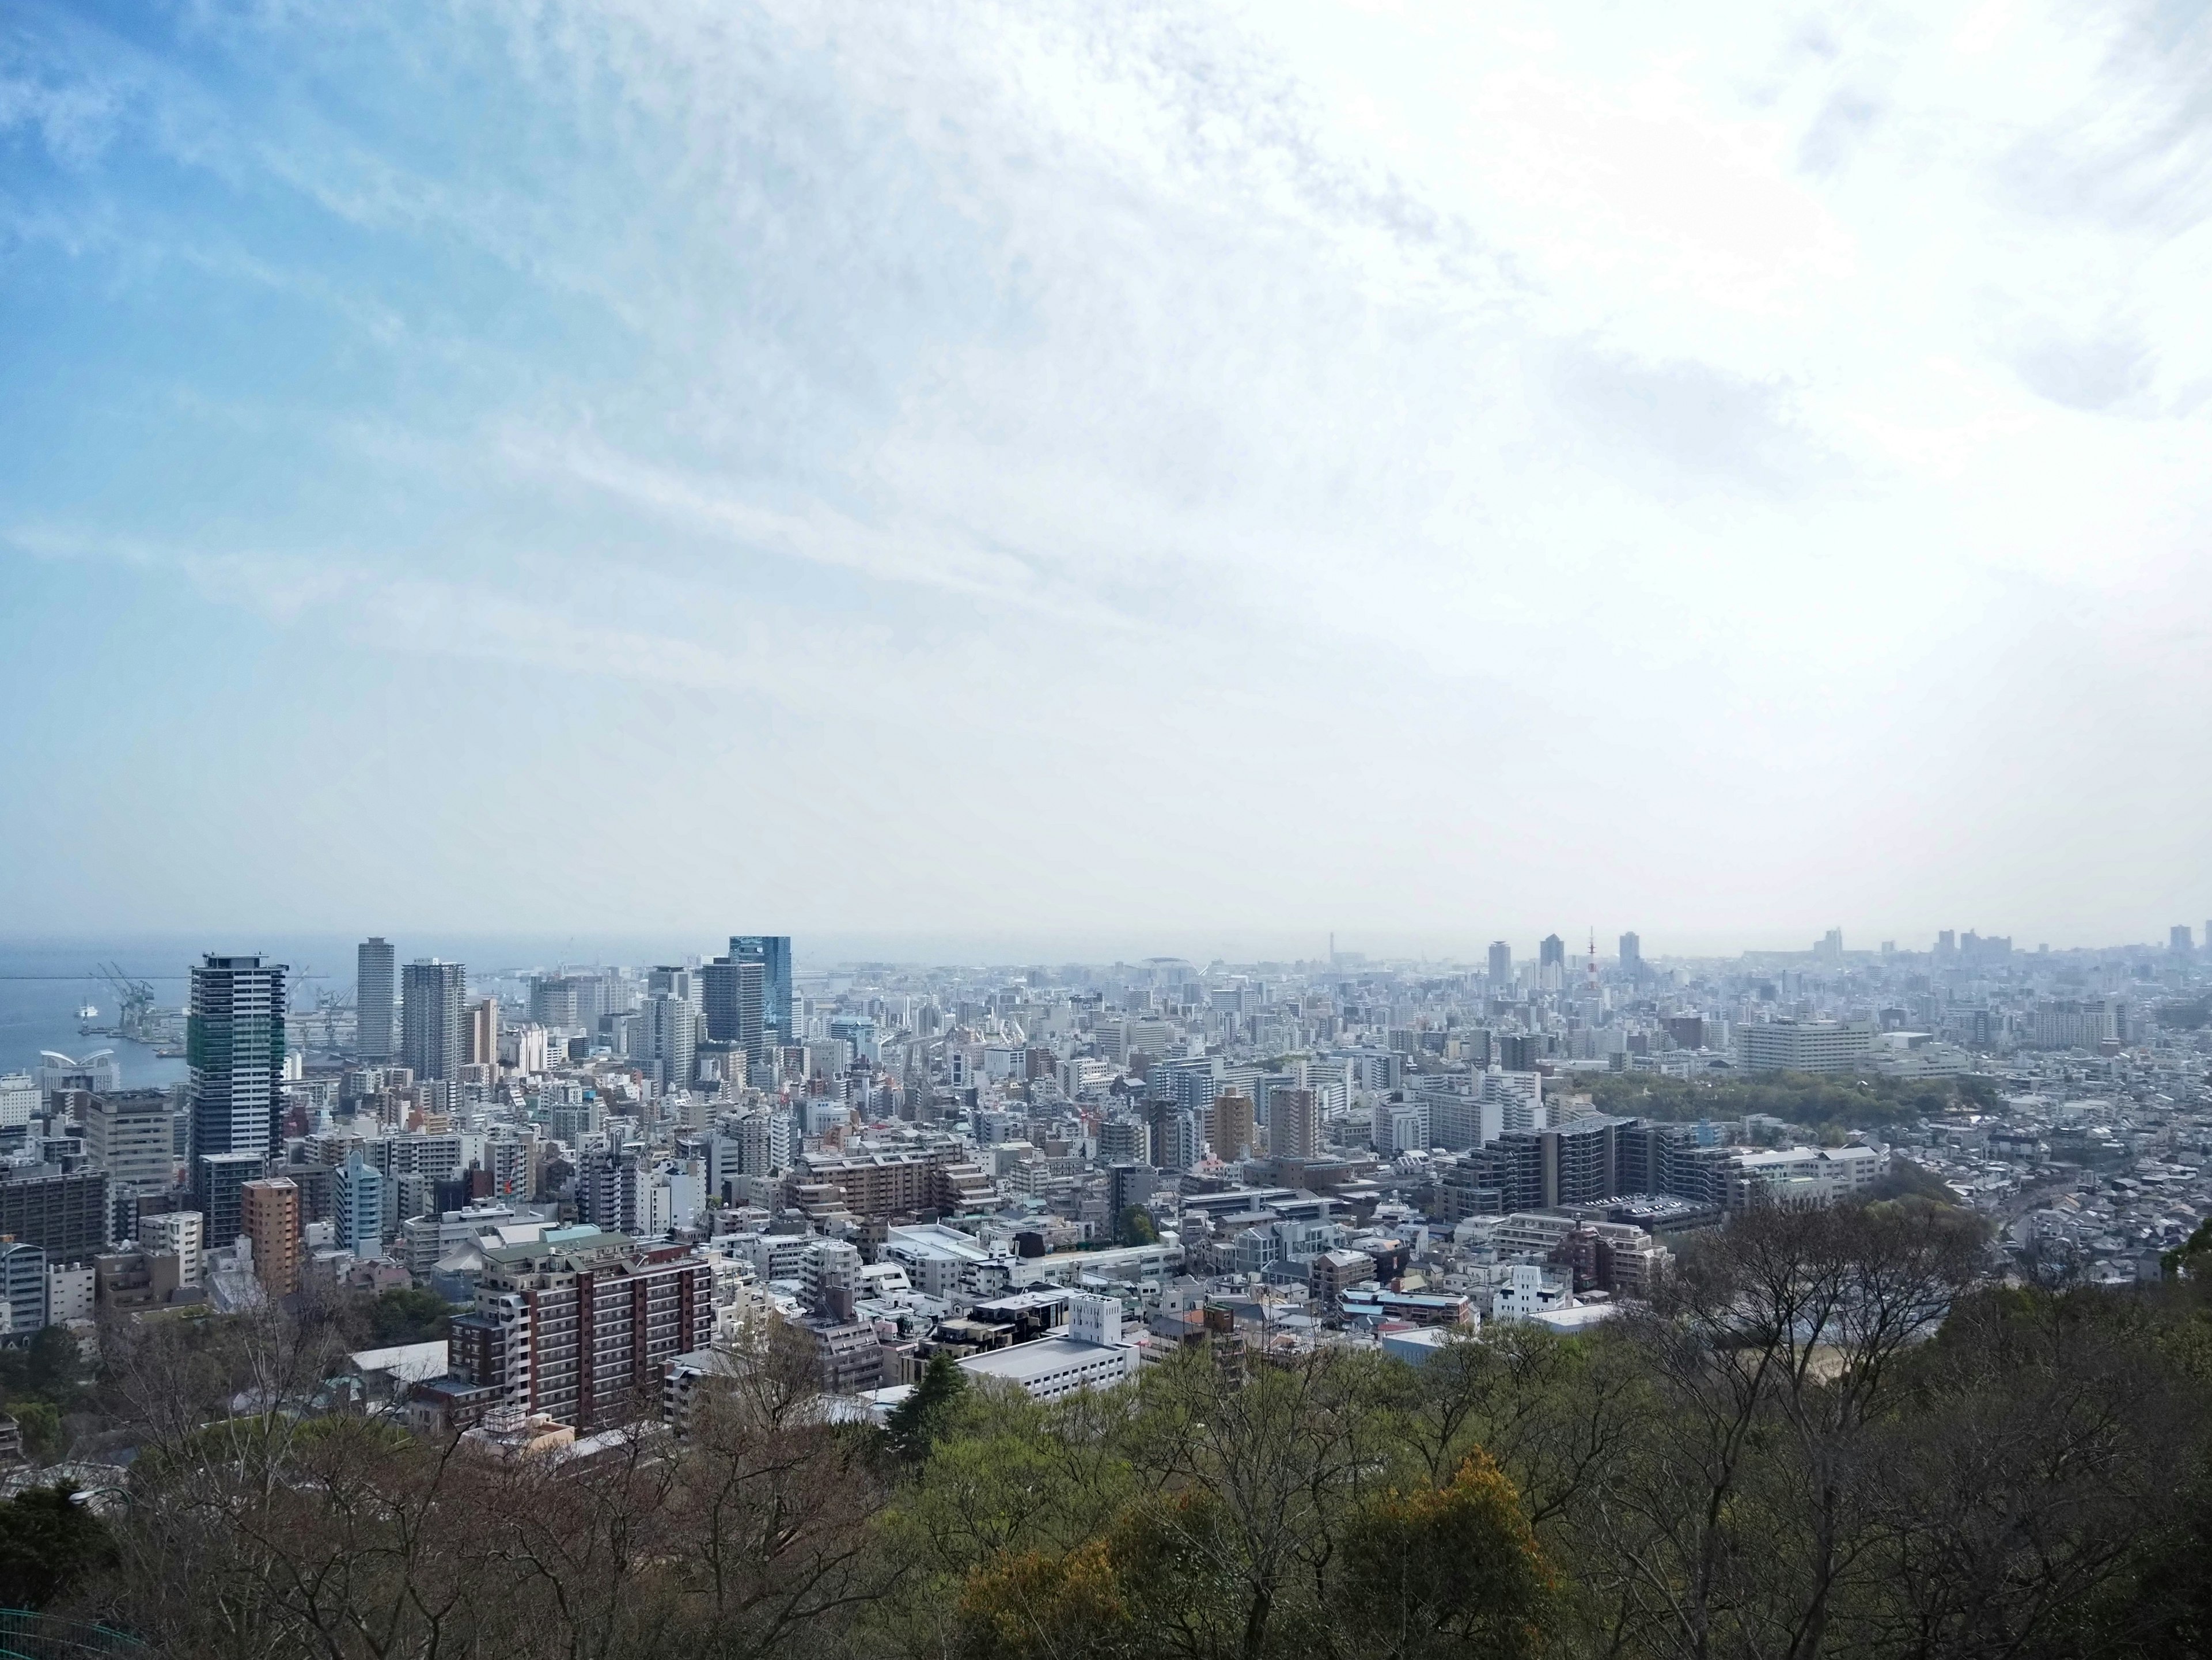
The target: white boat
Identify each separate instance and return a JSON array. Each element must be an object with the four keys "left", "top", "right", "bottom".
[{"left": 77, "top": 1004, "right": 99, "bottom": 1021}]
